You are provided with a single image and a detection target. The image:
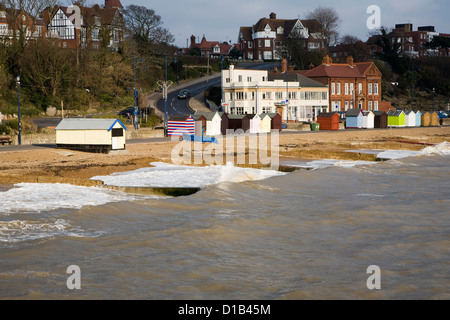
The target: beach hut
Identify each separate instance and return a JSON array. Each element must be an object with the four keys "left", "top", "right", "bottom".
[
  {"left": 345, "top": 109, "right": 364, "bottom": 129},
  {"left": 387, "top": 110, "right": 405, "bottom": 127},
  {"left": 374, "top": 111, "right": 388, "bottom": 128},
  {"left": 404, "top": 110, "right": 416, "bottom": 127},
  {"left": 193, "top": 114, "right": 206, "bottom": 136},
  {"left": 260, "top": 113, "right": 272, "bottom": 133},
  {"left": 55, "top": 118, "right": 127, "bottom": 153},
  {"left": 421, "top": 112, "right": 431, "bottom": 127},
  {"left": 194, "top": 112, "right": 222, "bottom": 136},
  {"left": 316, "top": 112, "right": 340, "bottom": 131},
  {"left": 430, "top": 111, "right": 439, "bottom": 126},
  {"left": 248, "top": 114, "right": 261, "bottom": 134},
  {"left": 415, "top": 111, "right": 422, "bottom": 127},
  {"left": 269, "top": 113, "right": 282, "bottom": 132},
  {"left": 220, "top": 112, "right": 229, "bottom": 135},
  {"left": 167, "top": 115, "right": 195, "bottom": 136},
  {"left": 227, "top": 114, "right": 249, "bottom": 132},
  {"left": 362, "top": 110, "right": 375, "bottom": 129}
]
